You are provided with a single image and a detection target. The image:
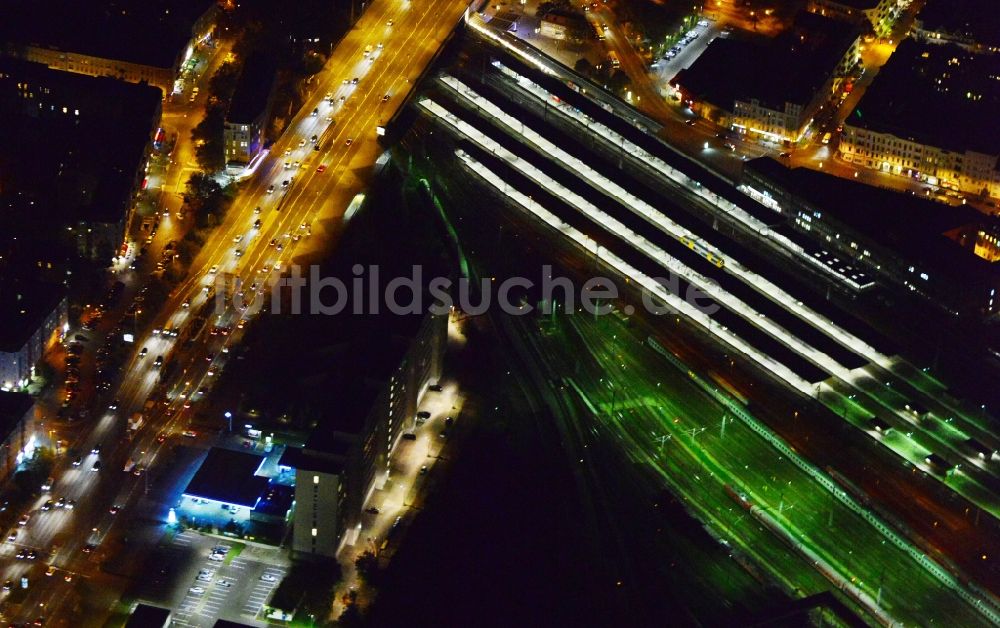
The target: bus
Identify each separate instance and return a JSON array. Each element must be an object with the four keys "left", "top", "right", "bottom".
[{"left": 608, "top": 51, "right": 620, "bottom": 69}]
